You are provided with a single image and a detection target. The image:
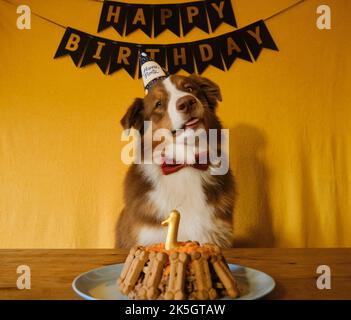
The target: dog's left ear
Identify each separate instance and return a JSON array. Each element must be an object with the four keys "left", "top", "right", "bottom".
[
  {"left": 189, "top": 75, "right": 222, "bottom": 110},
  {"left": 121, "top": 98, "right": 144, "bottom": 133}
]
